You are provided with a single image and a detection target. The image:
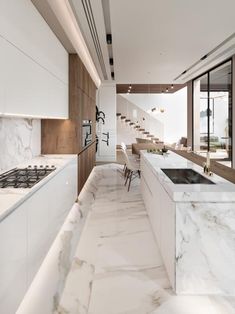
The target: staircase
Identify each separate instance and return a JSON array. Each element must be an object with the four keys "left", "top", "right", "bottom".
[{"left": 116, "top": 112, "right": 161, "bottom": 144}]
